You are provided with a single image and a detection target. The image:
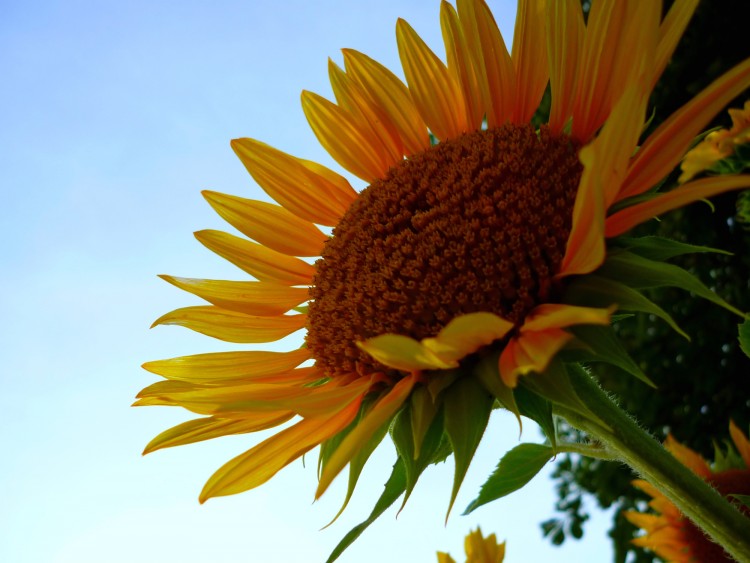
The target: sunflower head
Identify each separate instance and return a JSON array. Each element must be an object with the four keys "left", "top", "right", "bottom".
[
  {"left": 626, "top": 421, "right": 750, "bottom": 562},
  {"left": 140, "top": 0, "right": 750, "bottom": 558}
]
